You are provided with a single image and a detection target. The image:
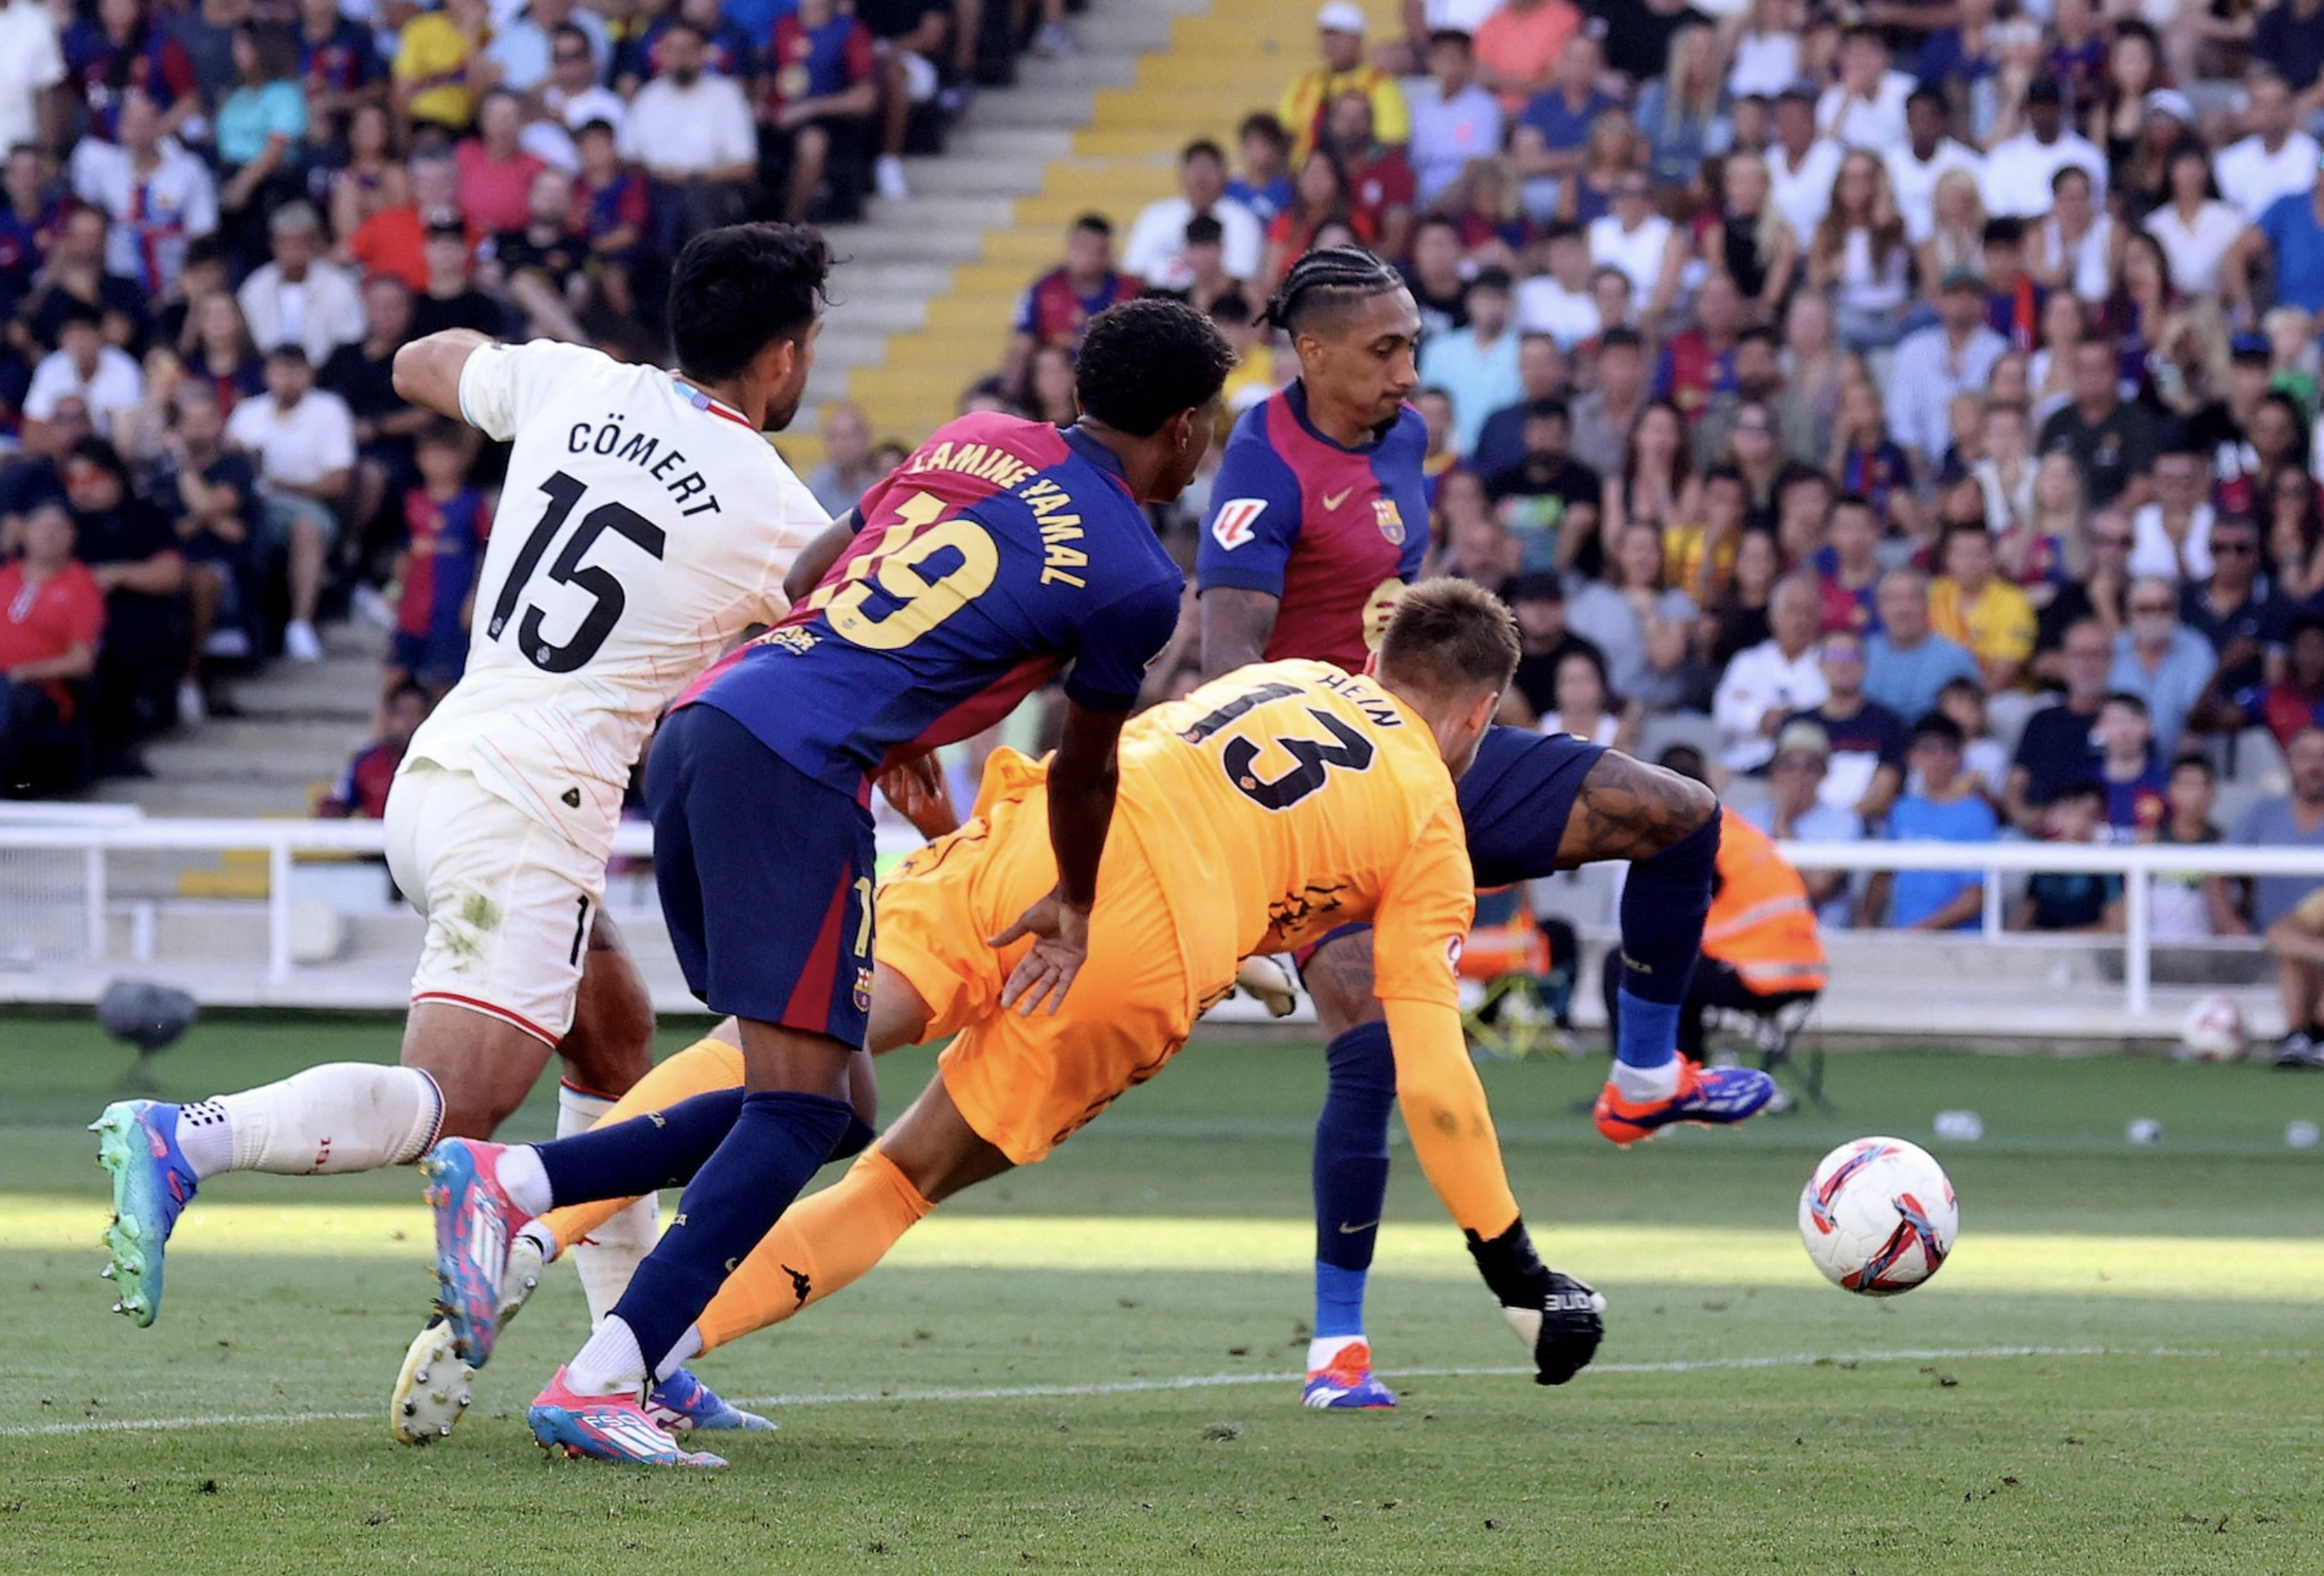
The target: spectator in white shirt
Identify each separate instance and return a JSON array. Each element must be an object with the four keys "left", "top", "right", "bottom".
[
  {"left": 521, "top": 21, "right": 626, "bottom": 169},
  {"left": 1815, "top": 26, "right": 1913, "bottom": 153},
  {"left": 25, "top": 305, "right": 144, "bottom": 451},
  {"left": 224, "top": 346, "right": 356, "bottom": 661},
  {"left": 1516, "top": 221, "right": 1601, "bottom": 349},
  {"left": 1119, "top": 139, "right": 1264, "bottom": 293},
  {"left": 2130, "top": 445, "right": 2218, "bottom": 582},
  {"left": 1980, "top": 78, "right": 2107, "bottom": 219},
  {"left": 488, "top": 0, "right": 607, "bottom": 93},
  {"left": 1726, "top": 0, "right": 1800, "bottom": 100},
  {"left": 2144, "top": 144, "right": 2246, "bottom": 298},
  {"left": 1884, "top": 88, "right": 1983, "bottom": 246},
  {"left": 1766, "top": 87, "right": 1843, "bottom": 247},
  {"left": 1406, "top": 26, "right": 1501, "bottom": 206},
  {"left": 236, "top": 201, "right": 367, "bottom": 367},
  {"left": 1717, "top": 574, "right": 1831, "bottom": 771},
  {"left": 1887, "top": 270, "right": 2009, "bottom": 474},
  {"left": 620, "top": 20, "right": 756, "bottom": 244},
  {"left": 2214, "top": 68, "right": 2321, "bottom": 224},
  {"left": 69, "top": 88, "right": 218, "bottom": 301},
  {"left": 1588, "top": 173, "right": 1684, "bottom": 324},
  {"left": 0, "top": 0, "right": 65, "bottom": 158}
]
